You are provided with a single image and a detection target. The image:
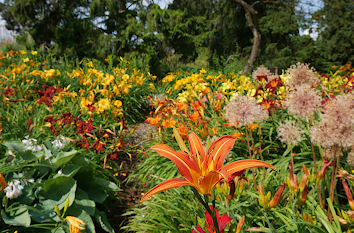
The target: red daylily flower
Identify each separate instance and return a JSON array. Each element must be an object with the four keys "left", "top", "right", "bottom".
[
  {"left": 141, "top": 132, "right": 274, "bottom": 202},
  {"left": 76, "top": 120, "right": 94, "bottom": 136},
  {"left": 192, "top": 206, "right": 232, "bottom": 233},
  {"left": 38, "top": 85, "right": 57, "bottom": 107},
  {"left": 257, "top": 75, "right": 268, "bottom": 83}
]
